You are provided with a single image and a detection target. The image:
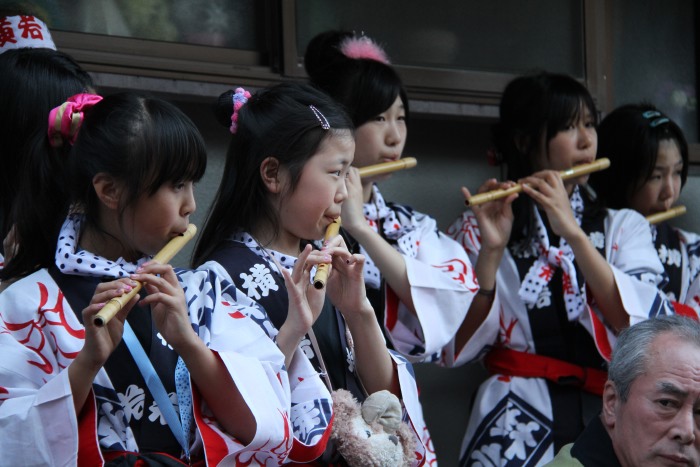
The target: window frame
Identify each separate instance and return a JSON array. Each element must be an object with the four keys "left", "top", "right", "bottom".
[{"left": 50, "top": 0, "right": 698, "bottom": 159}]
